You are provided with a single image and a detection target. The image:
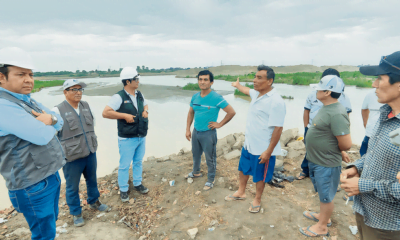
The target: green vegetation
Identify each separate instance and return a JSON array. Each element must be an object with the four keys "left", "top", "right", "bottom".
[
  {"left": 136, "top": 66, "right": 196, "bottom": 74},
  {"left": 33, "top": 80, "right": 65, "bottom": 93},
  {"left": 182, "top": 83, "right": 201, "bottom": 91},
  {"left": 216, "top": 71, "right": 373, "bottom": 88},
  {"left": 234, "top": 83, "right": 293, "bottom": 99}
]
